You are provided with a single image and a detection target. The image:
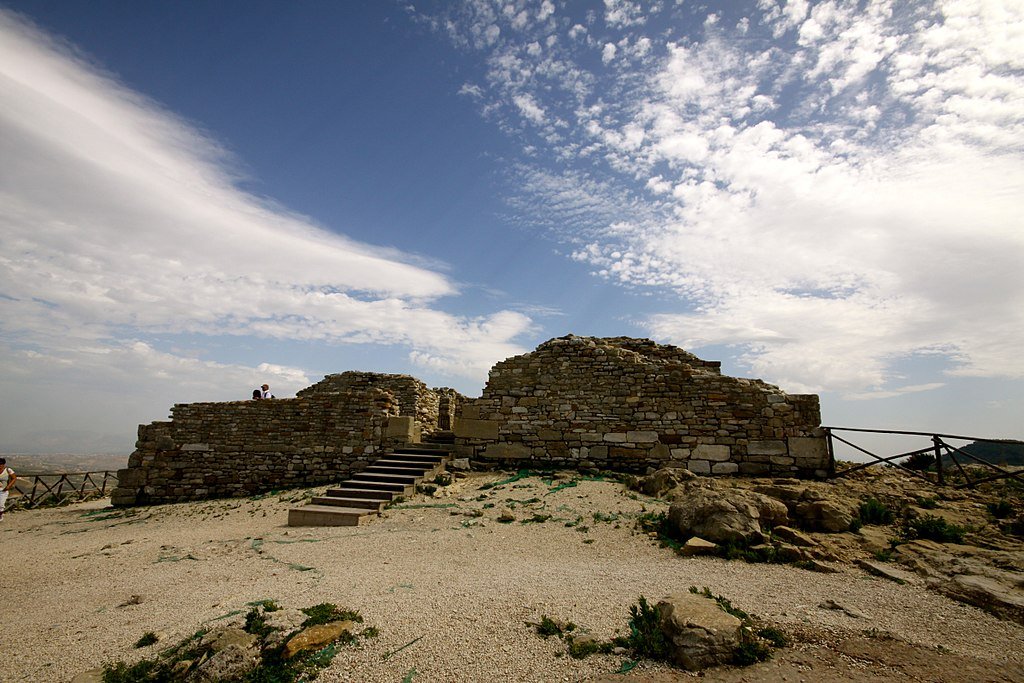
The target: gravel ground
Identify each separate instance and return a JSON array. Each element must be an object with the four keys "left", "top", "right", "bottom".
[{"left": 2, "top": 472, "right": 1022, "bottom": 683}]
